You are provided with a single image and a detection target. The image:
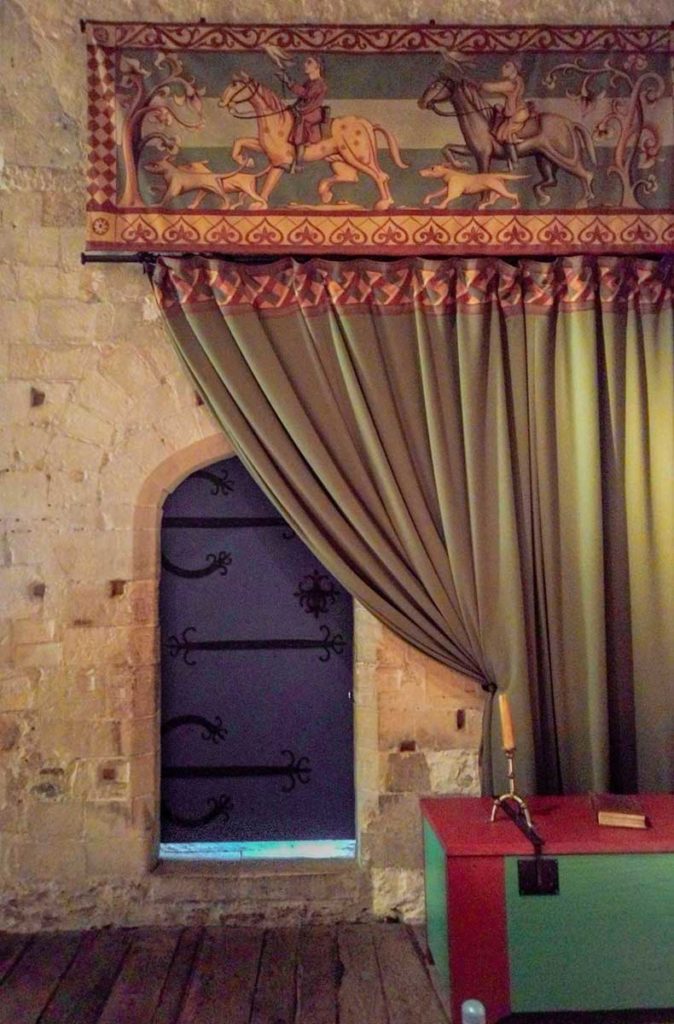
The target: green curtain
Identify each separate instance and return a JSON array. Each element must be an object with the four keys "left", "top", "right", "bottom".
[{"left": 152, "top": 255, "right": 674, "bottom": 795}]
